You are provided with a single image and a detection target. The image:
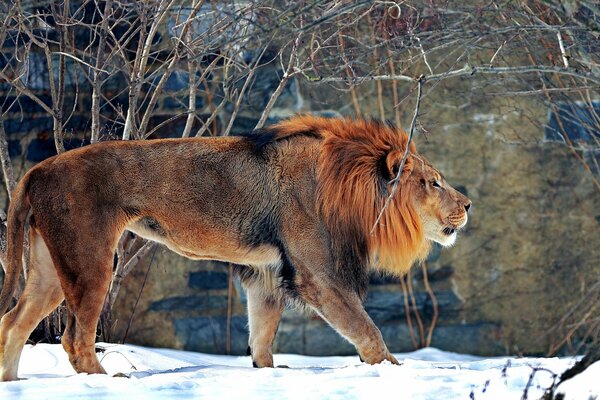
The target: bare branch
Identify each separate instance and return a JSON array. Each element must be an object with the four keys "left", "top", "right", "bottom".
[
  {"left": 0, "top": 70, "right": 54, "bottom": 115},
  {"left": 0, "top": 117, "right": 16, "bottom": 198},
  {"left": 316, "top": 65, "right": 600, "bottom": 85},
  {"left": 556, "top": 31, "right": 569, "bottom": 69},
  {"left": 123, "top": 0, "right": 177, "bottom": 140},
  {"left": 255, "top": 28, "right": 305, "bottom": 130},
  {"left": 181, "top": 60, "right": 197, "bottom": 139},
  {"left": 371, "top": 76, "right": 424, "bottom": 235},
  {"left": 223, "top": 45, "right": 270, "bottom": 136}
]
